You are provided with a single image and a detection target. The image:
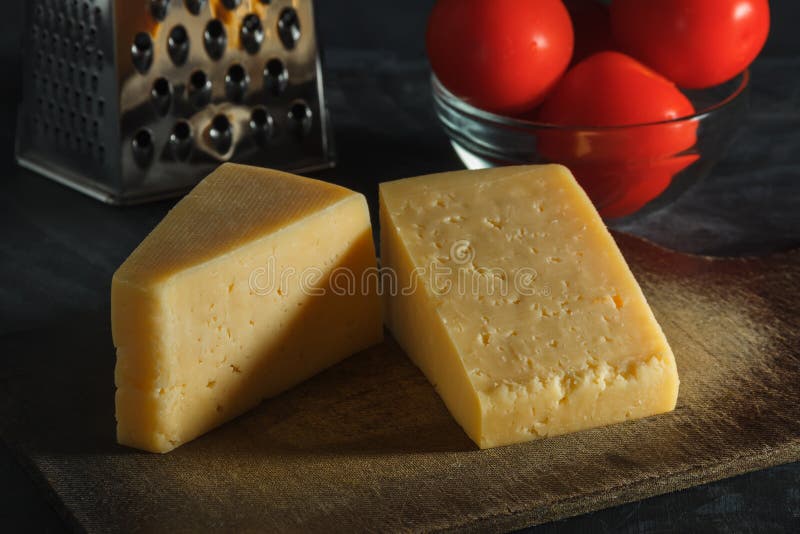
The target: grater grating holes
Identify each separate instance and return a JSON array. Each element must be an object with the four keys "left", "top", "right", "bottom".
[
  {"left": 278, "top": 8, "right": 301, "bottom": 50},
  {"left": 204, "top": 19, "right": 227, "bottom": 60},
  {"left": 288, "top": 100, "right": 313, "bottom": 137},
  {"left": 27, "top": 0, "right": 106, "bottom": 158},
  {"left": 151, "top": 77, "right": 173, "bottom": 116},
  {"left": 132, "top": 32, "right": 154, "bottom": 73},
  {"left": 209, "top": 114, "right": 233, "bottom": 154},
  {"left": 250, "top": 106, "right": 274, "bottom": 147},
  {"left": 225, "top": 64, "right": 249, "bottom": 103},
  {"left": 186, "top": 0, "right": 207, "bottom": 16},
  {"left": 241, "top": 14, "right": 264, "bottom": 55},
  {"left": 169, "top": 120, "right": 194, "bottom": 161},
  {"left": 168, "top": 24, "right": 190, "bottom": 66},
  {"left": 132, "top": 129, "right": 155, "bottom": 167},
  {"left": 188, "top": 69, "right": 212, "bottom": 109},
  {"left": 22, "top": 0, "right": 334, "bottom": 201},
  {"left": 264, "top": 58, "right": 288, "bottom": 96},
  {"left": 151, "top": 0, "right": 171, "bottom": 22}
]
